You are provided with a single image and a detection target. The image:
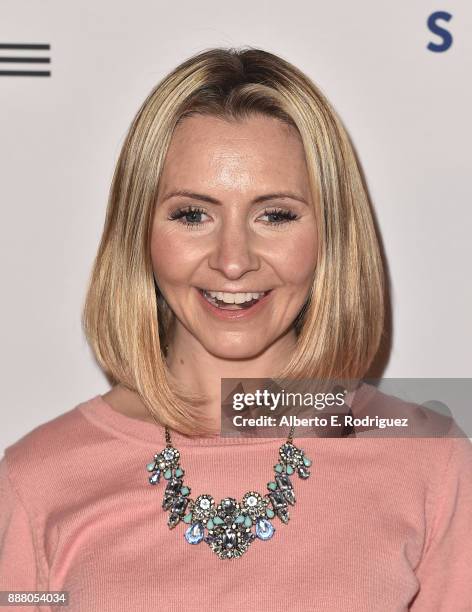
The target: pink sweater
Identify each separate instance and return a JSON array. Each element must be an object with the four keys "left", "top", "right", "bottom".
[{"left": 1, "top": 384, "right": 472, "bottom": 611}]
